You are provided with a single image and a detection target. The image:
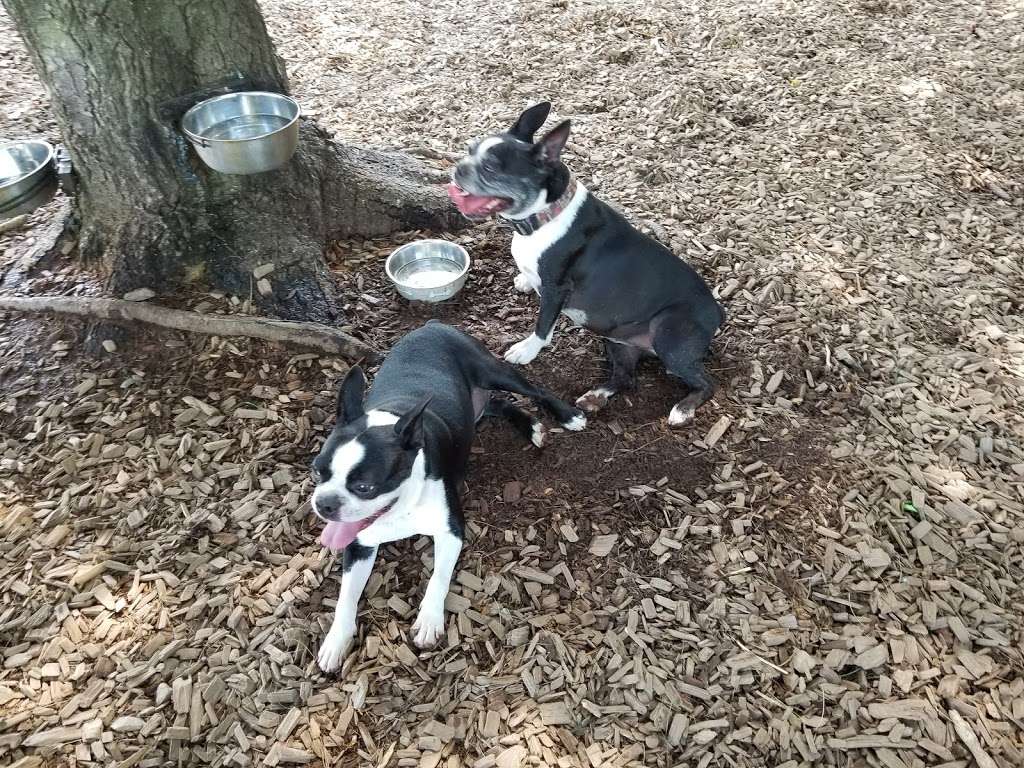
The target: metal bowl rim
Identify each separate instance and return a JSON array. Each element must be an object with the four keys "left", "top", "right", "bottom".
[
  {"left": 181, "top": 91, "right": 300, "bottom": 145},
  {"left": 0, "top": 140, "right": 55, "bottom": 191},
  {"left": 385, "top": 239, "right": 471, "bottom": 287}
]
